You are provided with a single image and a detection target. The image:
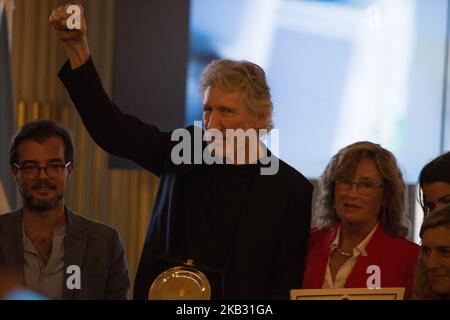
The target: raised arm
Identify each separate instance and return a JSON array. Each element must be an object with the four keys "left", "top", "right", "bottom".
[
  {"left": 50, "top": 4, "right": 172, "bottom": 175},
  {"left": 49, "top": 4, "right": 90, "bottom": 69}
]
